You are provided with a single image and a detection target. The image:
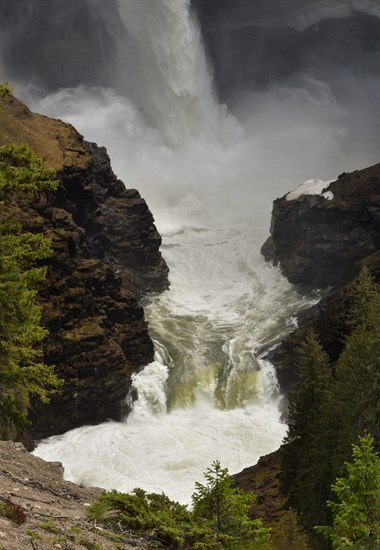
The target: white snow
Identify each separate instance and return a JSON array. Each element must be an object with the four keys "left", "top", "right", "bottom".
[{"left": 286, "top": 178, "right": 334, "bottom": 201}]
